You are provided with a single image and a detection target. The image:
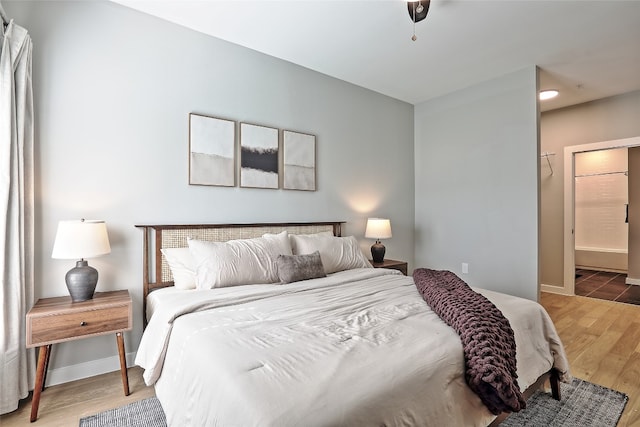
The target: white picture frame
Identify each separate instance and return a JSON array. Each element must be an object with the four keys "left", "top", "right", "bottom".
[
  {"left": 189, "top": 113, "right": 236, "bottom": 187},
  {"left": 282, "top": 130, "right": 316, "bottom": 191},
  {"left": 240, "top": 122, "right": 279, "bottom": 189}
]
